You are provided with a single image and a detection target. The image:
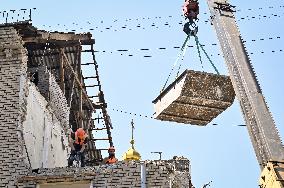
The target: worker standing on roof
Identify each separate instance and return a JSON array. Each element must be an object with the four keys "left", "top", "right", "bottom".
[
  {"left": 182, "top": 0, "right": 199, "bottom": 36},
  {"left": 103, "top": 146, "right": 118, "bottom": 164},
  {"left": 68, "top": 128, "right": 88, "bottom": 167}
]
